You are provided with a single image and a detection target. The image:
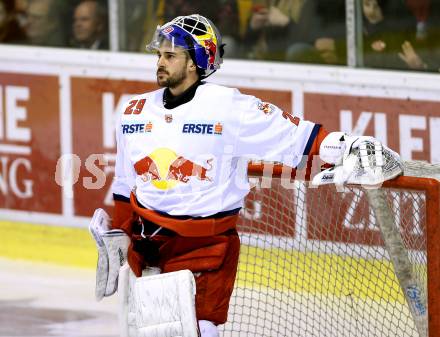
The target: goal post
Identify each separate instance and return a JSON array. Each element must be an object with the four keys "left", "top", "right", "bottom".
[{"left": 218, "top": 161, "right": 440, "bottom": 337}]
